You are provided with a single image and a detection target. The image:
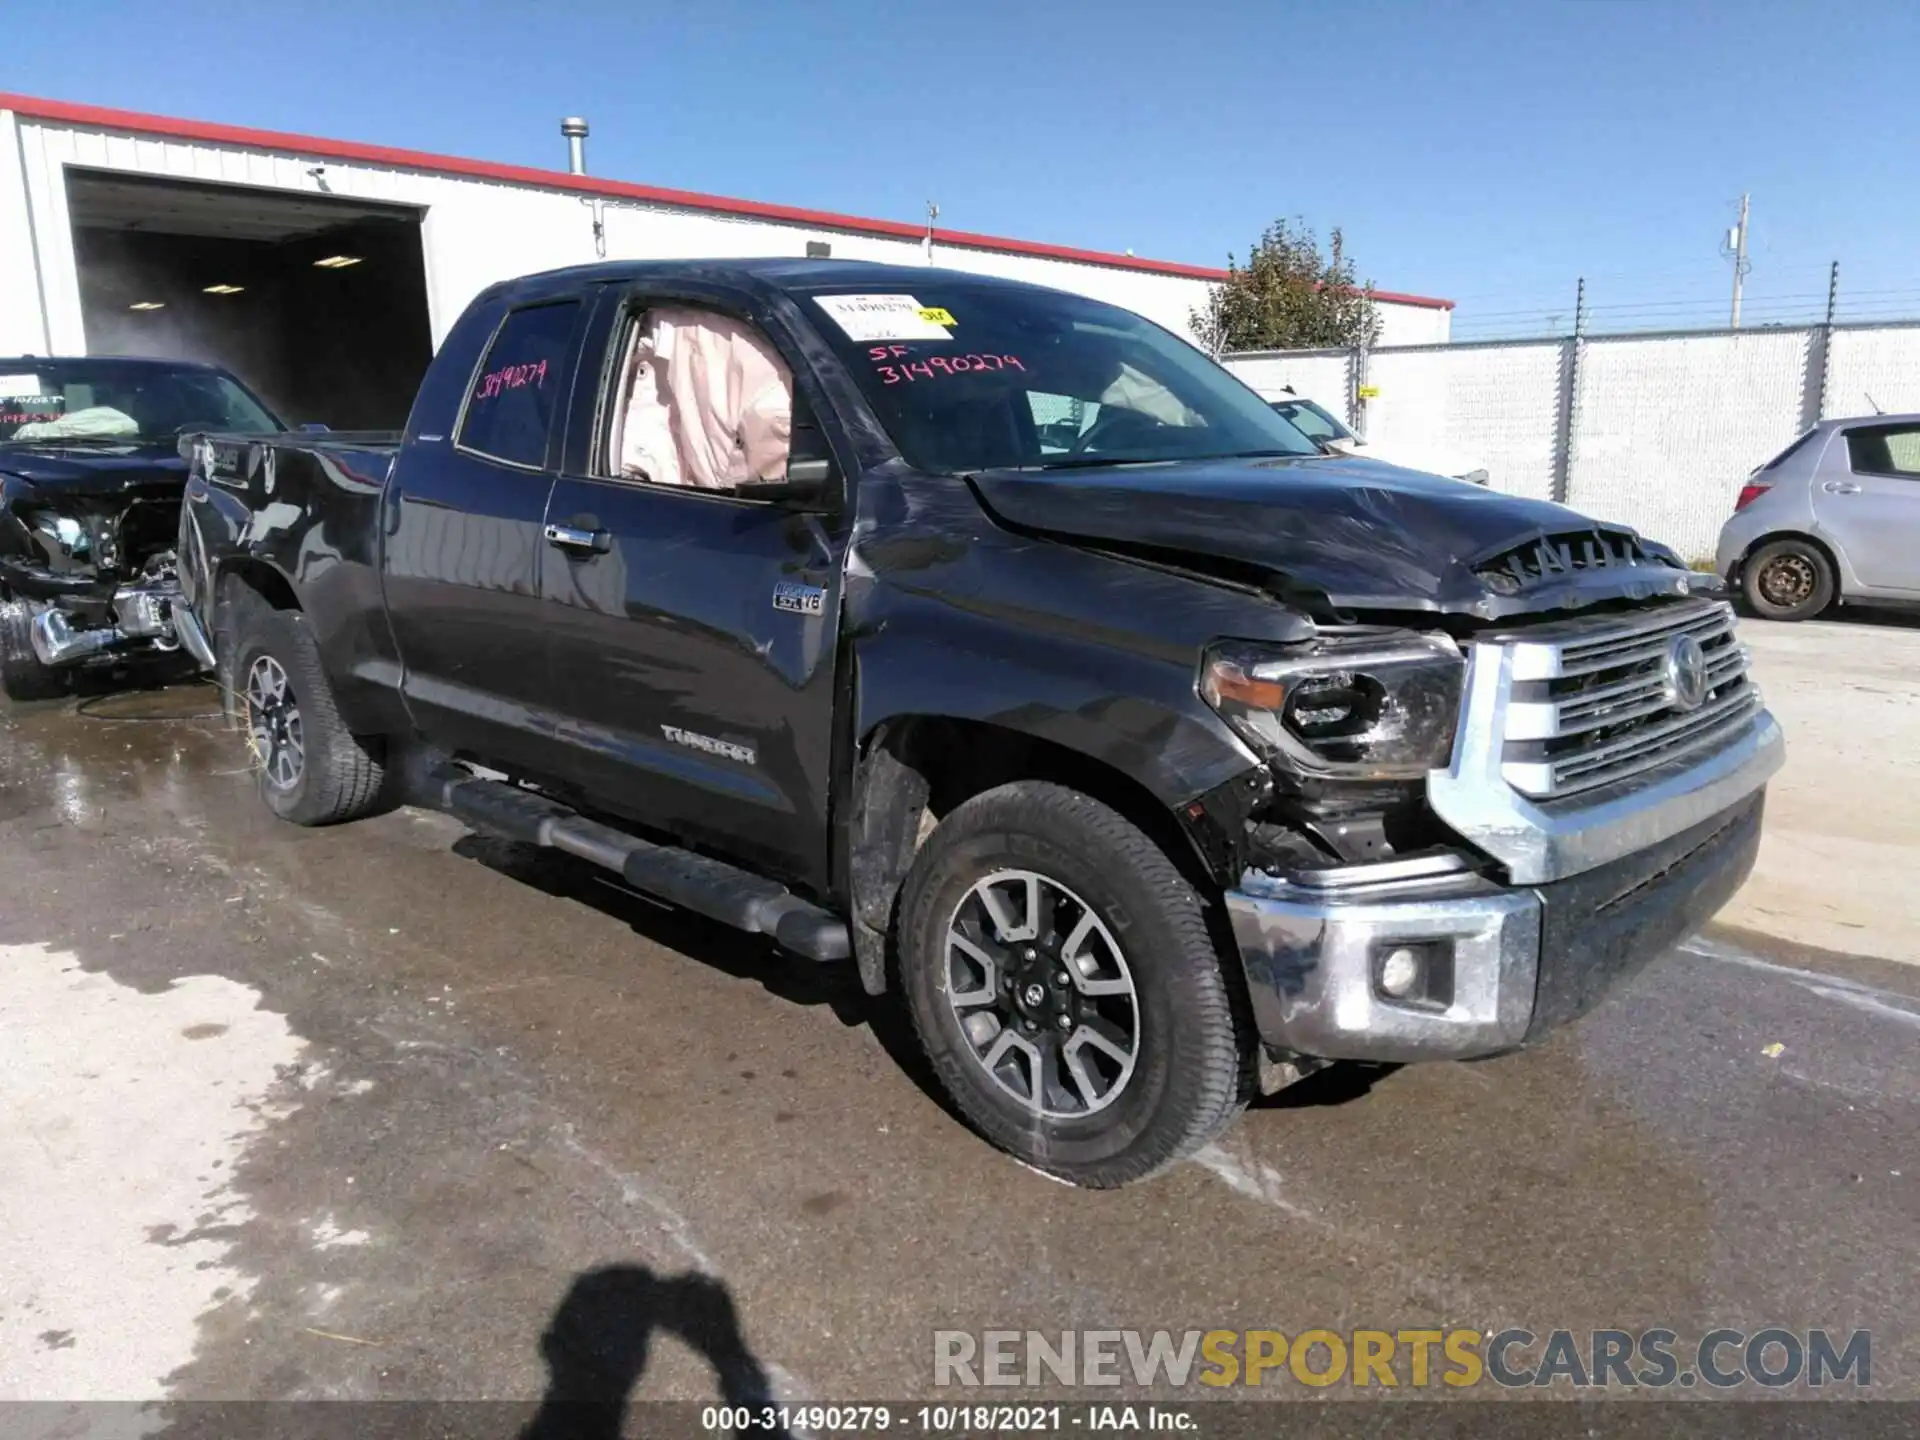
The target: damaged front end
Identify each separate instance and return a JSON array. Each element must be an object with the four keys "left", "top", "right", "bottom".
[{"left": 0, "top": 473, "right": 215, "bottom": 675}]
